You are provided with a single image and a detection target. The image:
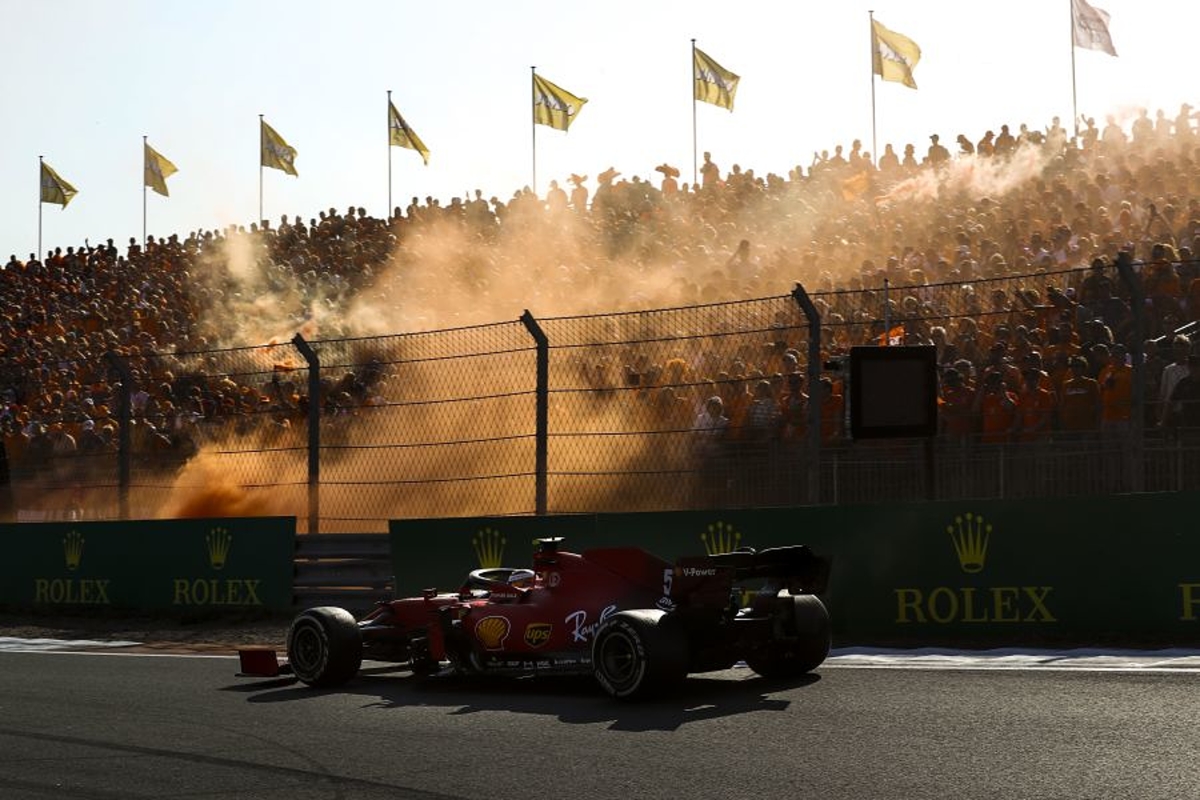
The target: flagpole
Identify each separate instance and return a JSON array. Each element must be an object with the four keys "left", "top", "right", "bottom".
[
  {"left": 1069, "top": 0, "right": 1080, "bottom": 138},
  {"left": 142, "top": 135, "right": 148, "bottom": 247},
  {"left": 531, "top": 66, "right": 538, "bottom": 195},
  {"left": 258, "top": 114, "right": 264, "bottom": 224},
  {"left": 869, "top": 11, "right": 879, "bottom": 168},
  {"left": 37, "top": 155, "right": 43, "bottom": 260},
  {"left": 691, "top": 39, "right": 698, "bottom": 187},
  {"left": 387, "top": 89, "right": 393, "bottom": 221}
]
